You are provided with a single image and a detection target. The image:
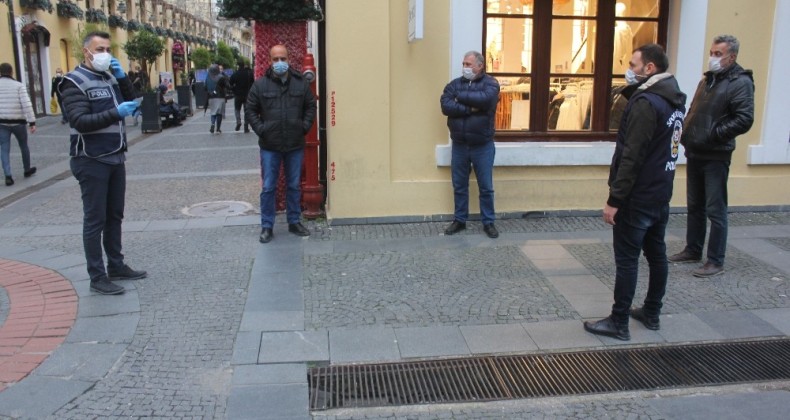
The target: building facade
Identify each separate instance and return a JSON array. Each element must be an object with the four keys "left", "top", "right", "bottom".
[
  {"left": 0, "top": 0, "right": 253, "bottom": 116},
  {"left": 322, "top": 0, "right": 790, "bottom": 222}
]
